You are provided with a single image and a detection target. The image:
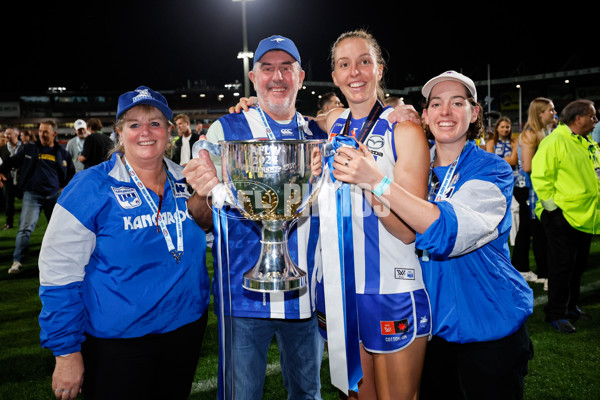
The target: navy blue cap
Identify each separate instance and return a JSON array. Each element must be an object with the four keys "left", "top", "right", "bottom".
[
  {"left": 116, "top": 86, "right": 173, "bottom": 121},
  {"left": 253, "top": 35, "right": 301, "bottom": 67}
]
